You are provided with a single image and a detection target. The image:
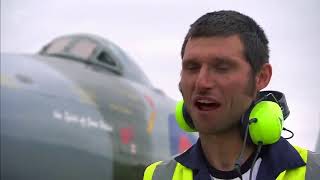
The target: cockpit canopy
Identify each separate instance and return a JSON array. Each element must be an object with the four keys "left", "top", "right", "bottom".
[{"left": 40, "top": 34, "right": 152, "bottom": 87}]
